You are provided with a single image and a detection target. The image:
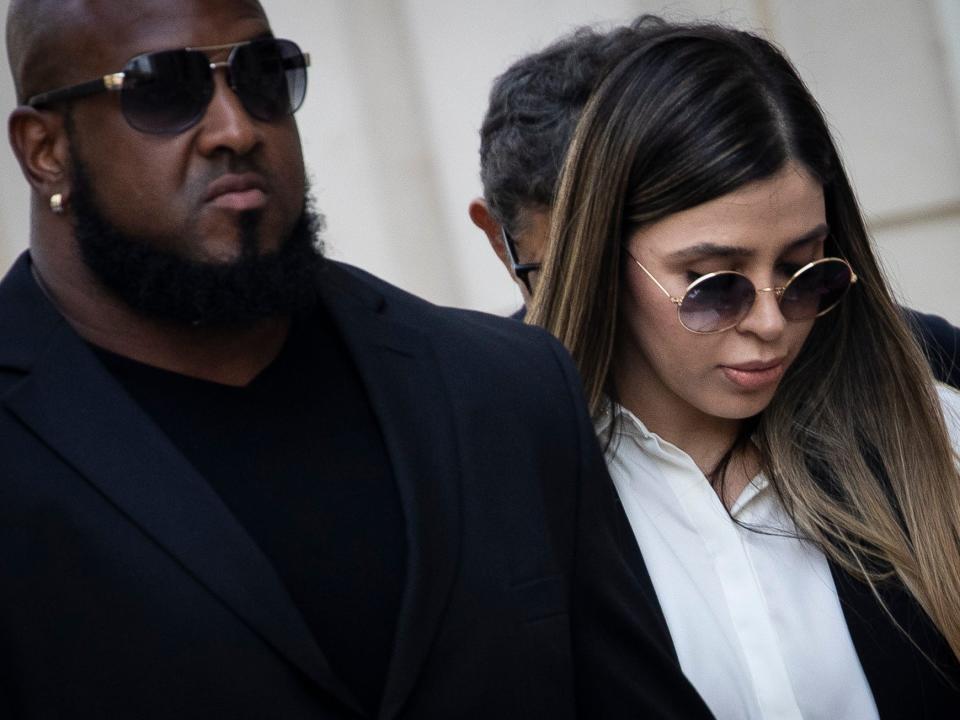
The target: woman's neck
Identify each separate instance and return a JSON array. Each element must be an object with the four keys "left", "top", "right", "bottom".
[{"left": 614, "top": 360, "right": 760, "bottom": 509}]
